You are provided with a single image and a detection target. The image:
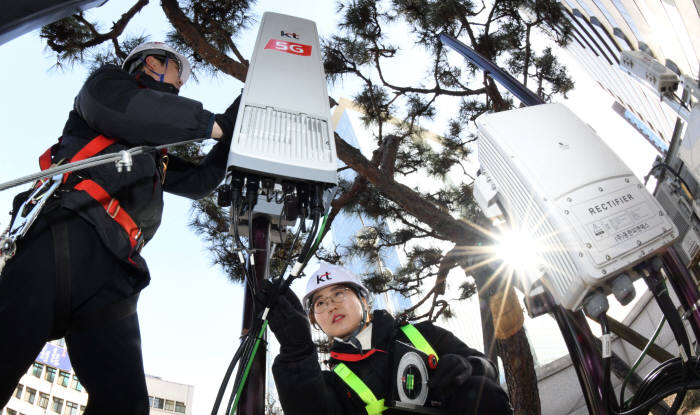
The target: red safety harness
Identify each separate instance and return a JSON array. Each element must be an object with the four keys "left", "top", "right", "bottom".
[
  {"left": 331, "top": 348, "right": 386, "bottom": 362},
  {"left": 38, "top": 135, "right": 142, "bottom": 338},
  {"left": 39, "top": 135, "right": 143, "bottom": 260}
]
